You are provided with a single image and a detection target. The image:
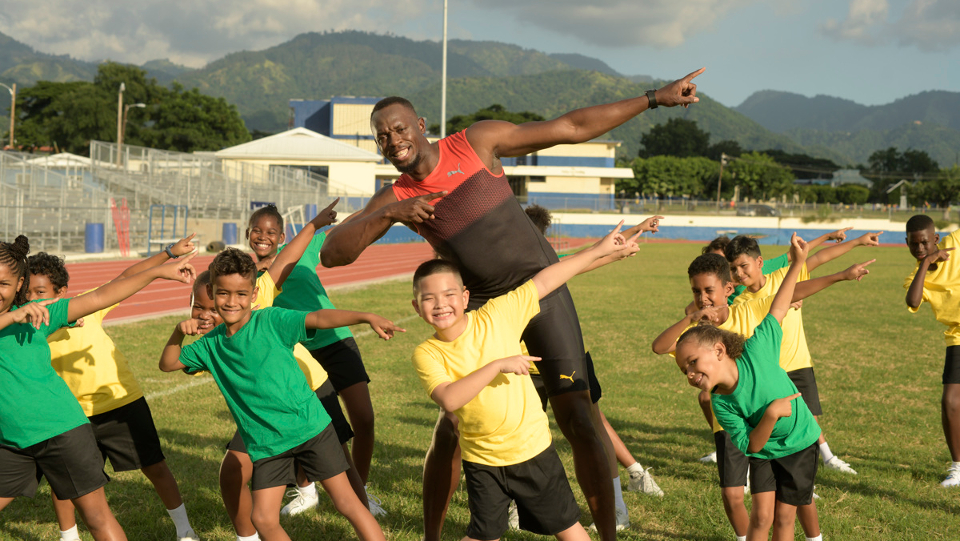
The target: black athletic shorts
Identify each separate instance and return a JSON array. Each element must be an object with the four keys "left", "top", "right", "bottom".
[
  {"left": 944, "top": 346, "right": 960, "bottom": 385},
  {"left": 462, "top": 444, "right": 580, "bottom": 540},
  {"left": 748, "top": 443, "right": 819, "bottom": 506},
  {"left": 532, "top": 351, "right": 603, "bottom": 411},
  {"left": 0, "top": 424, "right": 108, "bottom": 500},
  {"left": 310, "top": 337, "right": 369, "bottom": 392},
  {"left": 714, "top": 430, "right": 749, "bottom": 489},
  {"left": 227, "top": 383, "right": 354, "bottom": 453},
  {"left": 88, "top": 397, "right": 166, "bottom": 472},
  {"left": 251, "top": 424, "right": 348, "bottom": 491},
  {"left": 786, "top": 368, "right": 823, "bottom": 416},
  {"left": 522, "top": 286, "right": 589, "bottom": 398}
]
